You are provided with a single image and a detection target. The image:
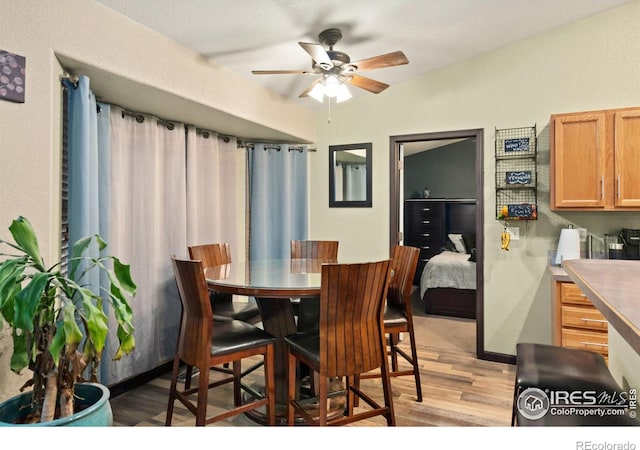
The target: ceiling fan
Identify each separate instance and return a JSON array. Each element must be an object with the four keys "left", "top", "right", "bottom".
[{"left": 251, "top": 28, "right": 409, "bottom": 102}]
